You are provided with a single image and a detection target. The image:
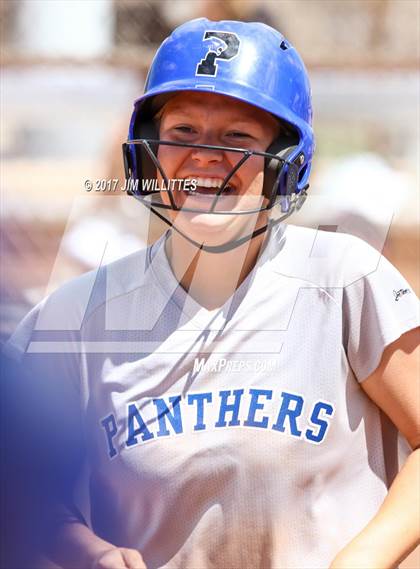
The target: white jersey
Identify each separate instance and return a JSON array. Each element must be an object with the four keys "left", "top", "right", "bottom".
[{"left": 7, "top": 224, "right": 419, "bottom": 569}]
